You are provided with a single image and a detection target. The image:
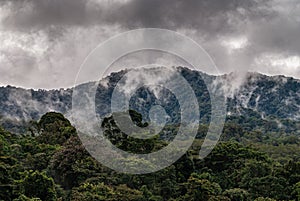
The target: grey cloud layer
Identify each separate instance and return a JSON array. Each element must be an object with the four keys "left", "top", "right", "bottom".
[
  {"left": 0, "top": 0, "right": 299, "bottom": 88},
  {"left": 2, "top": 0, "right": 272, "bottom": 34}
]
